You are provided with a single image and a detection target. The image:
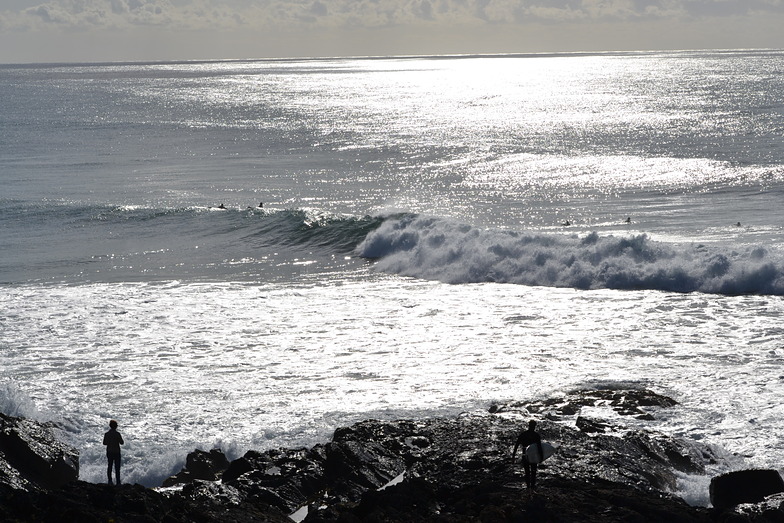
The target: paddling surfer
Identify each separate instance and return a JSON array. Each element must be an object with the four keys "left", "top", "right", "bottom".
[{"left": 511, "top": 420, "right": 543, "bottom": 491}]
